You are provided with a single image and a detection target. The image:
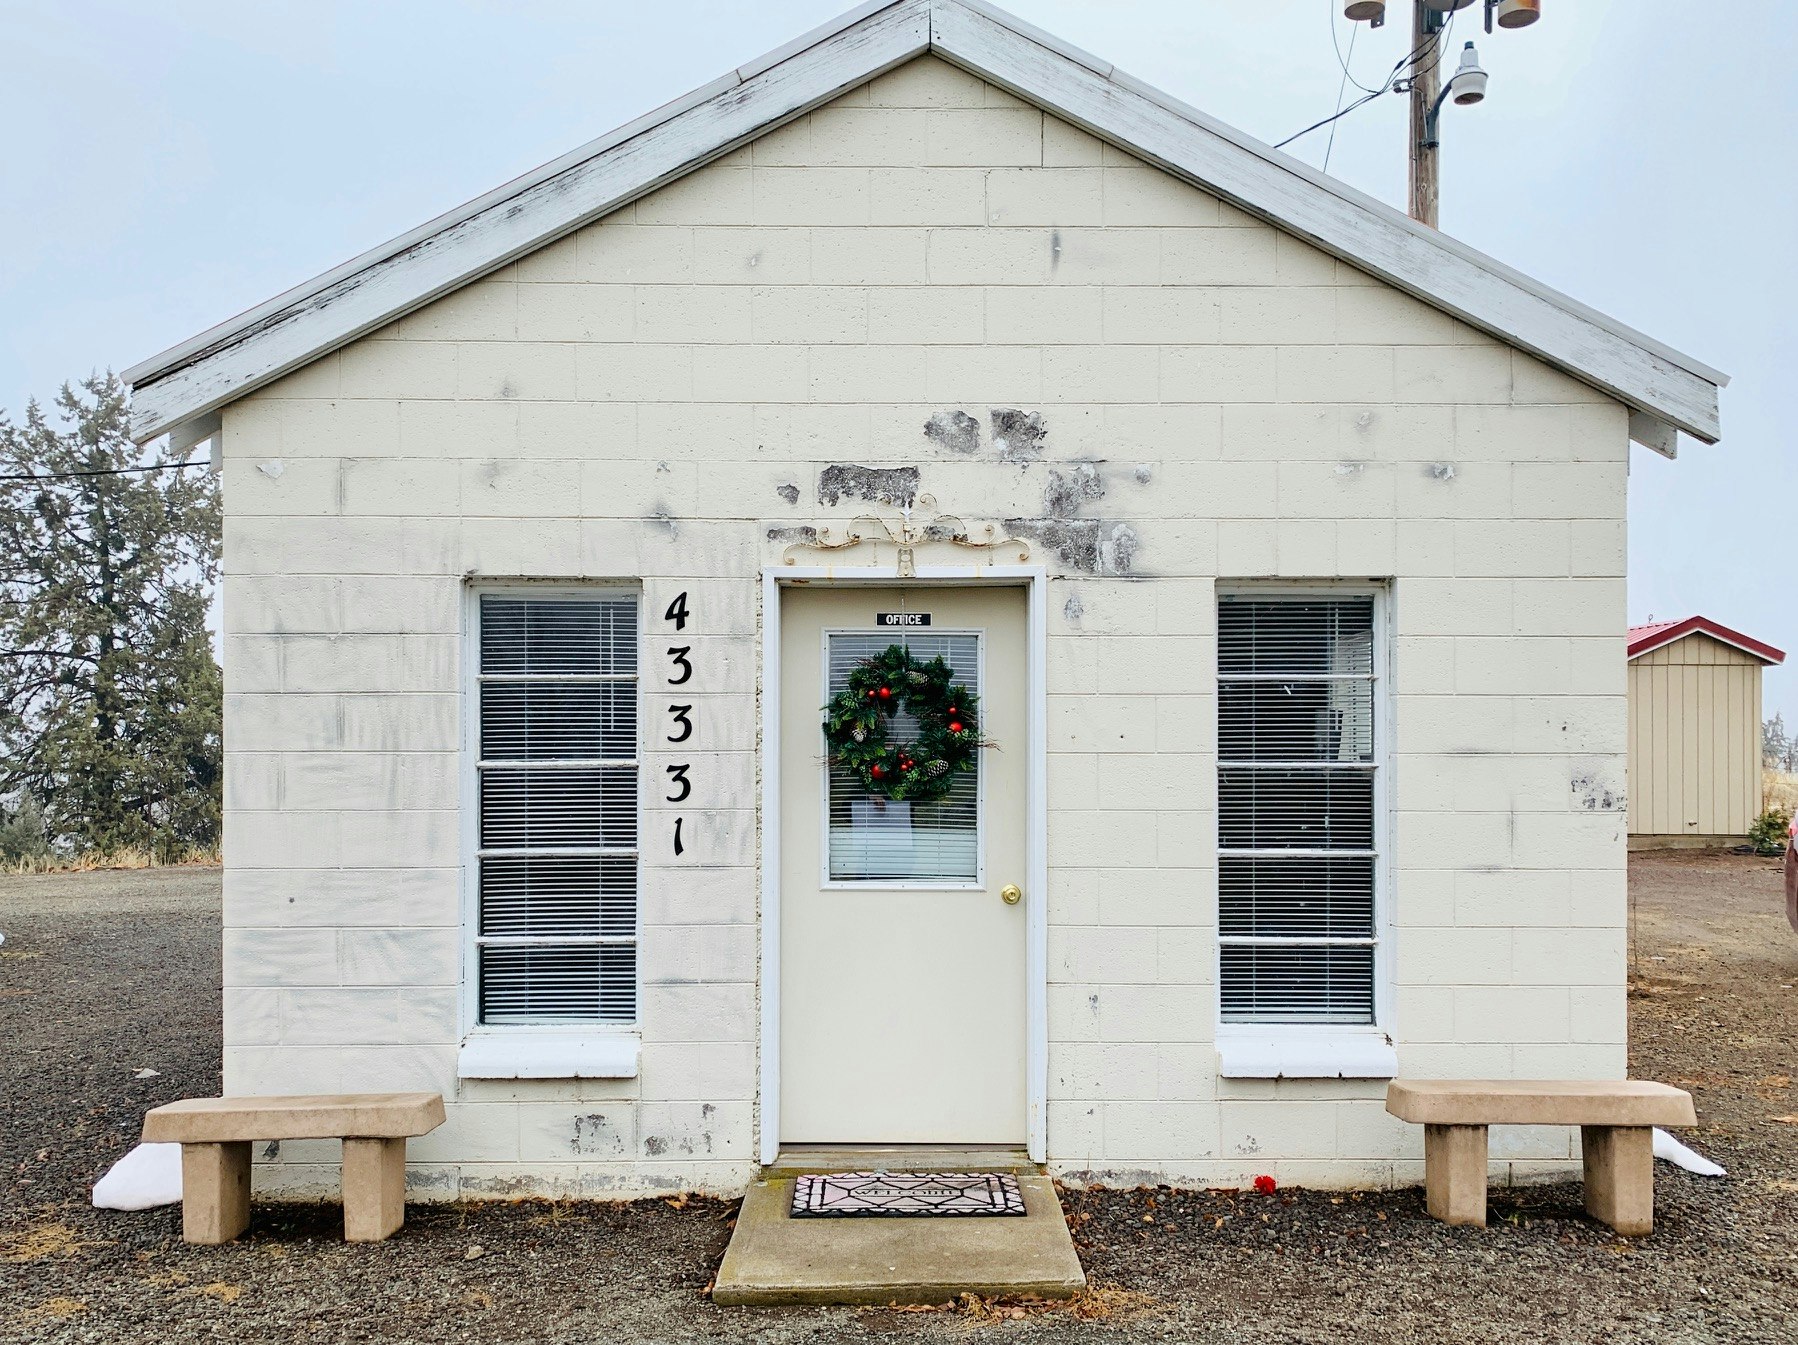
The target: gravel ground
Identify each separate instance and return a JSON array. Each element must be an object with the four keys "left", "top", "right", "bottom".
[{"left": 2, "top": 853, "right": 1795, "bottom": 1343}]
